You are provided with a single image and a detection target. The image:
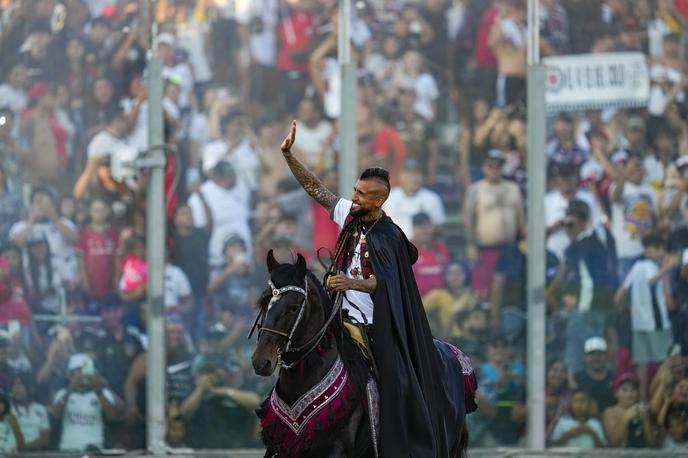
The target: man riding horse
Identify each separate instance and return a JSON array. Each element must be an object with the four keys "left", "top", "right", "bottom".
[{"left": 279, "top": 121, "right": 474, "bottom": 457}]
